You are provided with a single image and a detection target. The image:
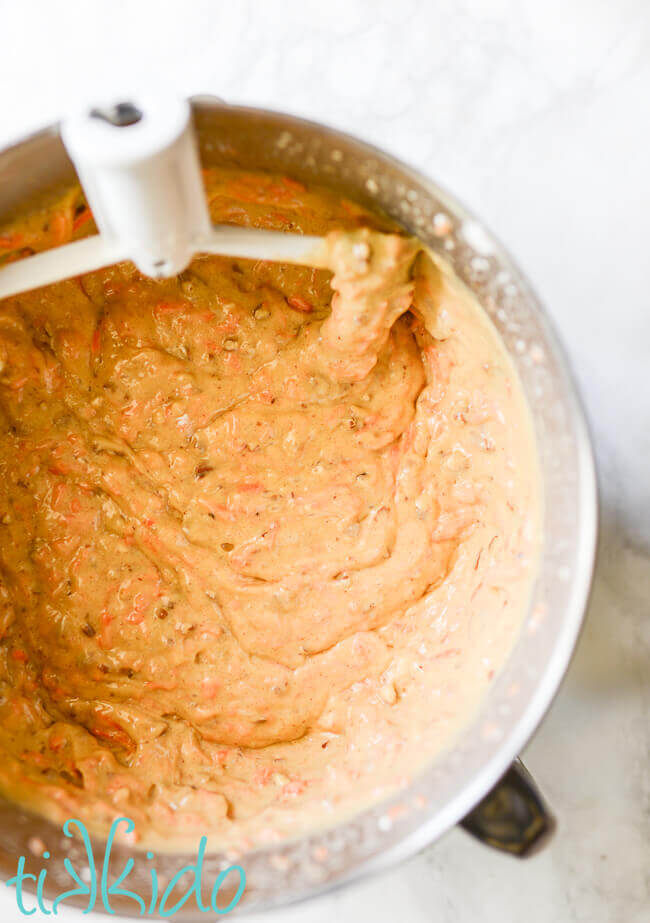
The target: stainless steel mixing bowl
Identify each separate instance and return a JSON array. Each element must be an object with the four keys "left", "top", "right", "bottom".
[{"left": 0, "top": 98, "right": 598, "bottom": 917}]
